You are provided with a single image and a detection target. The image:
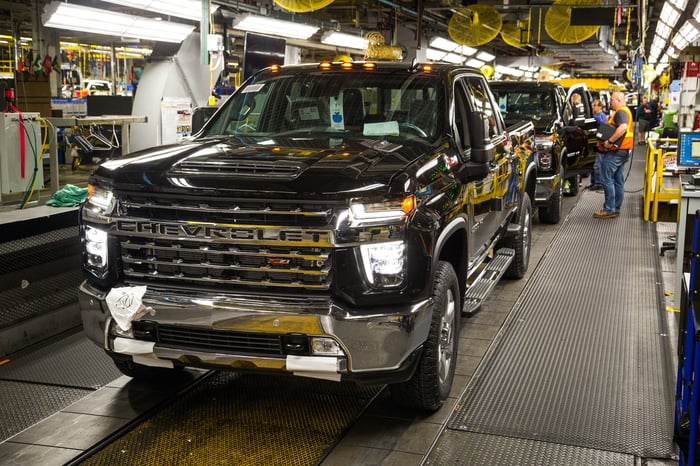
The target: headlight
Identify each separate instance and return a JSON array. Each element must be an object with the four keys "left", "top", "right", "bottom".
[
  {"left": 360, "top": 241, "right": 405, "bottom": 287},
  {"left": 349, "top": 195, "right": 415, "bottom": 224},
  {"left": 84, "top": 225, "right": 109, "bottom": 276},
  {"left": 86, "top": 184, "right": 116, "bottom": 216},
  {"left": 535, "top": 138, "right": 554, "bottom": 171}
]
